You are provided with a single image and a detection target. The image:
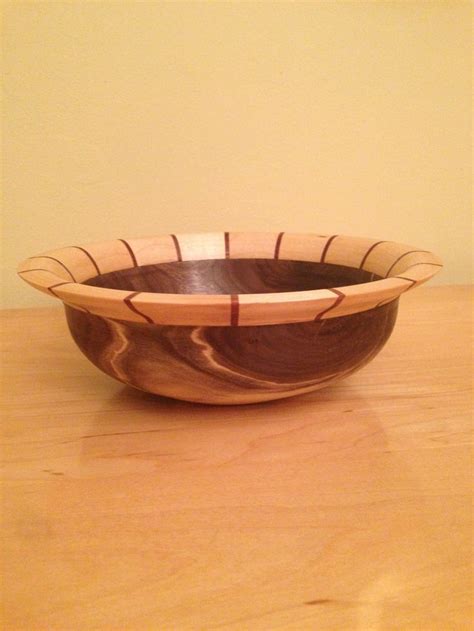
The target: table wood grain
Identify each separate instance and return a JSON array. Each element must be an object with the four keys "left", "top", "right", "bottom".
[{"left": 1, "top": 286, "right": 472, "bottom": 630}]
